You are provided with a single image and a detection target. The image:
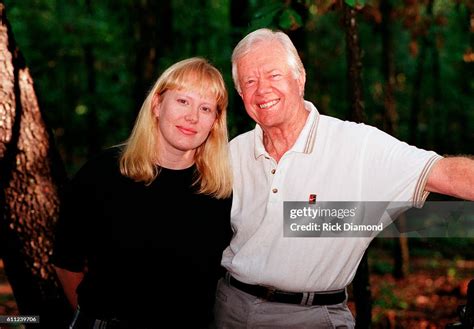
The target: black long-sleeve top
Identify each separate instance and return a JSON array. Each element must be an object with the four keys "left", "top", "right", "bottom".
[{"left": 52, "top": 147, "right": 232, "bottom": 328}]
